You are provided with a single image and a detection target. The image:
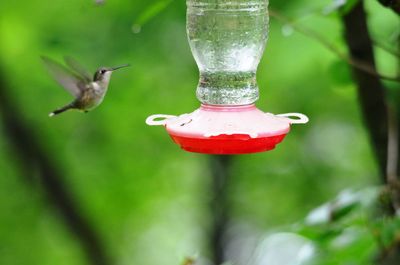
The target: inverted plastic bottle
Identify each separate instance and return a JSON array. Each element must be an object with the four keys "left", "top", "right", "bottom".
[{"left": 146, "top": 0, "right": 308, "bottom": 154}]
